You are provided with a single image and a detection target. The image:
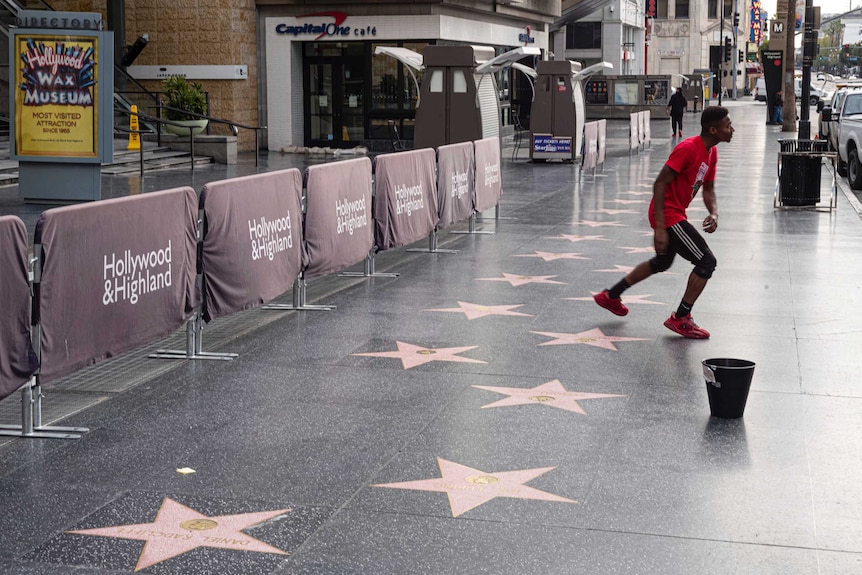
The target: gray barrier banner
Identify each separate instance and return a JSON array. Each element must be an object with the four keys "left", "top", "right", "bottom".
[
  {"left": 474, "top": 137, "right": 502, "bottom": 213},
  {"left": 630, "top": 113, "right": 639, "bottom": 151},
  {"left": 34, "top": 187, "right": 199, "bottom": 383},
  {"left": 436, "top": 142, "right": 475, "bottom": 229},
  {"left": 0, "top": 216, "right": 37, "bottom": 401},
  {"left": 598, "top": 120, "right": 607, "bottom": 165},
  {"left": 643, "top": 110, "right": 651, "bottom": 145},
  {"left": 638, "top": 111, "right": 646, "bottom": 145},
  {"left": 304, "top": 158, "right": 373, "bottom": 279},
  {"left": 200, "top": 170, "right": 305, "bottom": 321},
  {"left": 373, "top": 148, "right": 438, "bottom": 251},
  {"left": 582, "top": 122, "right": 599, "bottom": 170}
]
